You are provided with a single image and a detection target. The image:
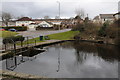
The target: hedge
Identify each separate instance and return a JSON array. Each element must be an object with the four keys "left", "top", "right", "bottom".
[
  {"left": 3, "top": 35, "right": 25, "bottom": 44},
  {"left": 36, "top": 27, "right": 54, "bottom": 30},
  {"left": 2, "top": 26, "right": 27, "bottom": 31}
]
